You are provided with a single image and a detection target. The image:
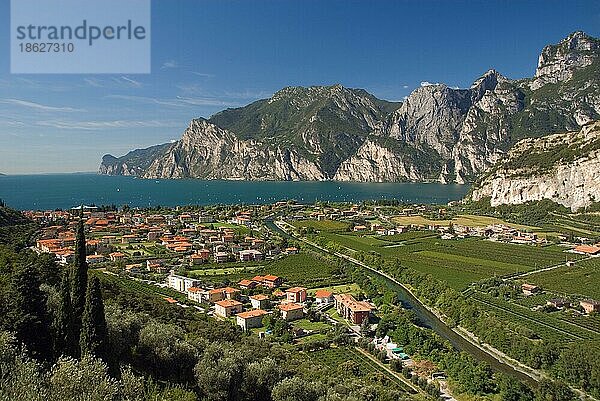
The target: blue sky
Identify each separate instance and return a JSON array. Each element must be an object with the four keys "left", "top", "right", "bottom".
[{"left": 0, "top": 0, "right": 599, "bottom": 174}]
